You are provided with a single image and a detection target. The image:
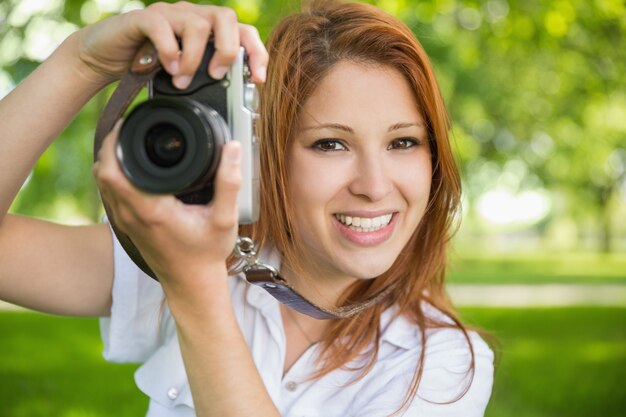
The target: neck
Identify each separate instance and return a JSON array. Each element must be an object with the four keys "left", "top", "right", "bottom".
[
  {"left": 280, "top": 303, "right": 332, "bottom": 375},
  {"left": 281, "top": 304, "right": 331, "bottom": 341},
  {"left": 279, "top": 260, "right": 357, "bottom": 310}
]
